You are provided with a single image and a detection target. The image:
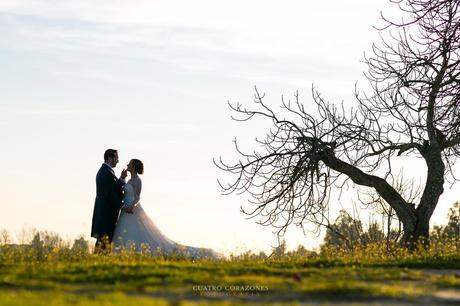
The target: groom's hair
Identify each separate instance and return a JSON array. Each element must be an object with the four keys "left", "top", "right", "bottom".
[{"left": 104, "top": 149, "right": 118, "bottom": 162}]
